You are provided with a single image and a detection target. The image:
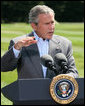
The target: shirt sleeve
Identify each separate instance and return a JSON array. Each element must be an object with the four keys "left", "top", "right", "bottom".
[{"left": 13, "top": 45, "right": 21, "bottom": 58}]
